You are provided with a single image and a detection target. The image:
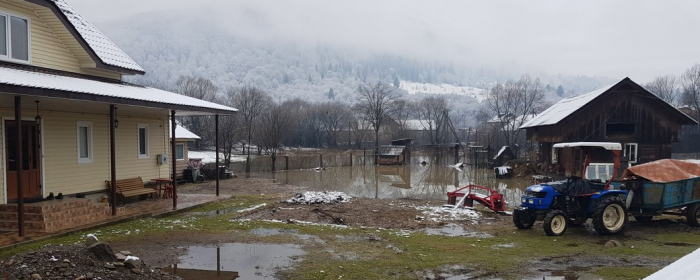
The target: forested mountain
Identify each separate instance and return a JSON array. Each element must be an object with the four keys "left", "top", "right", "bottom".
[{"left": 100, "top": 10, "right": 614, "bottom": 110}]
